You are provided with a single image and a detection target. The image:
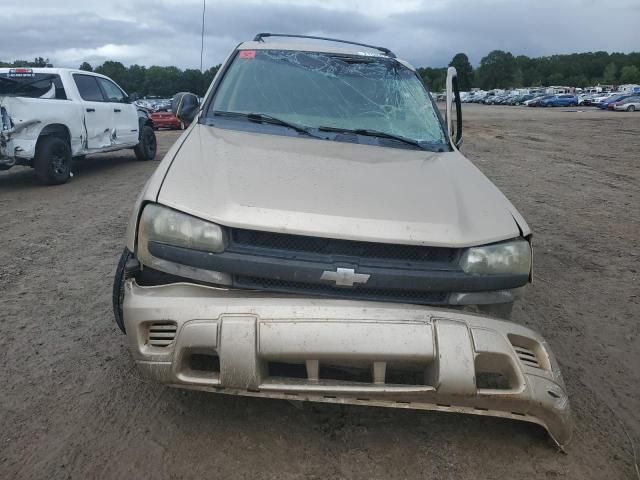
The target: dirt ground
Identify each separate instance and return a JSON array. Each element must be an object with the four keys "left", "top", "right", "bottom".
[{"left": 1, "top": 105, "right": 638, "bottom": 479}]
